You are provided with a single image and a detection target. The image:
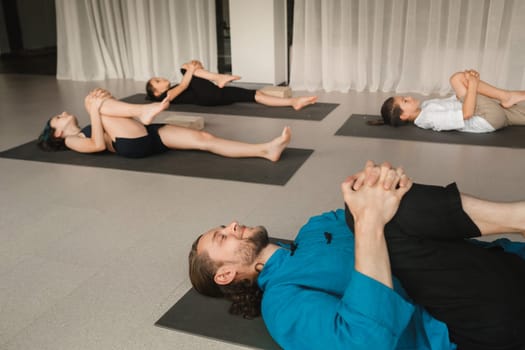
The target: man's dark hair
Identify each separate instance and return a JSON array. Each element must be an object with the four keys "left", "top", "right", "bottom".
[{"left": 188, "top": 236, "right": 263, "bottom": 319}]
